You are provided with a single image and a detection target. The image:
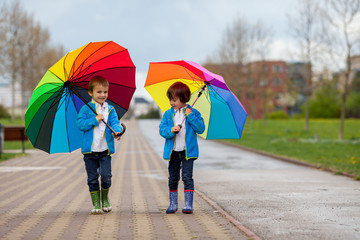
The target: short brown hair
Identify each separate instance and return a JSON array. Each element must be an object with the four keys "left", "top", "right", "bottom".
[
  {"left": 88, "top": 76, "right": 109, "bottom": 92},
  {"left": 167, "top": 82, "right": 191, "bottom": 103}
]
